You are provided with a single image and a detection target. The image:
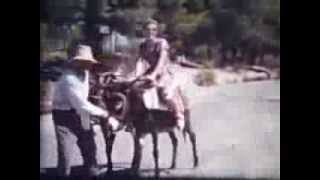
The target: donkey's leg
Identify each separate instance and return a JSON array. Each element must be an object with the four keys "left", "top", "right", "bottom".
[
  {"left": 188, "top": 129, "right": 199, "bottom": 168},
  {"left": 185, "top": 109, "right": 199, "bottom": 168},
  {"left": 106, "top": 133, "right": 116, "bottom": 171},
  {"left": 168, "top": 131, "right": 178, "bottom": 169},
  {"left": 131, "top": 133, "right": 144, "bottom": 172},
  {"left": 100, "top": 125, "right": 109, "bottom": 168},
  {"left": 100, "top": 123, "right": 116, "bottom": 172},
  {"left": 151, "top": 132, "right": 160, "bottom": 177}
]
